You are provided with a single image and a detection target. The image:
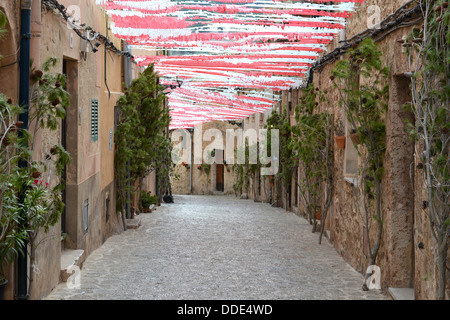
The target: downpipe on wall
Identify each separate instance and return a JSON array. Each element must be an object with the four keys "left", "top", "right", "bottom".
[{"left": 17, "top": 0, "right": 32, "bottom": 300}]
